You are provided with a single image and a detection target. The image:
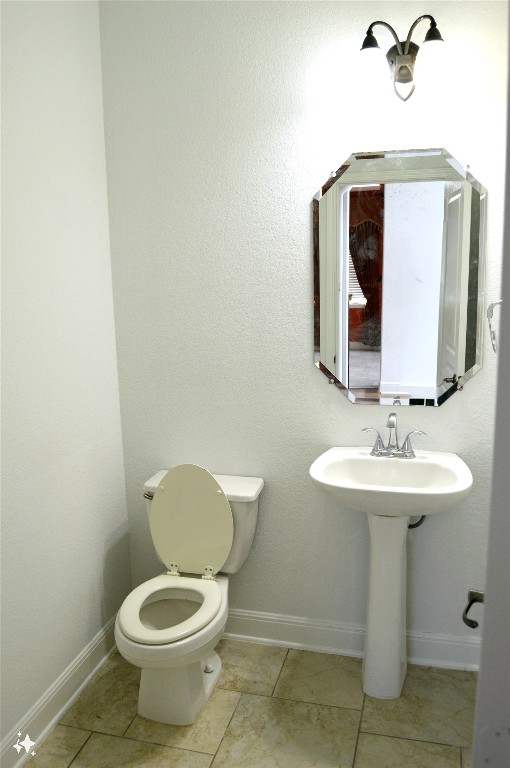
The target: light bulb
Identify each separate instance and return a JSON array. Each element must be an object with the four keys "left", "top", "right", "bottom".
[{"left": 413, "top": 38, "right": 446, "bottom": 94}]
